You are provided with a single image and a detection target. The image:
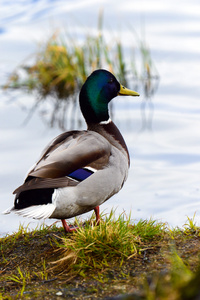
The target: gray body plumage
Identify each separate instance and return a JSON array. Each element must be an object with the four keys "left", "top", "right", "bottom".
[{"left": 5, "top": 122, "right": 129, "bottom": 220}]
